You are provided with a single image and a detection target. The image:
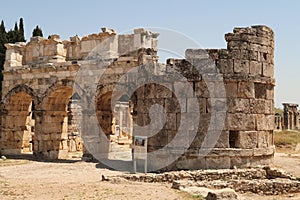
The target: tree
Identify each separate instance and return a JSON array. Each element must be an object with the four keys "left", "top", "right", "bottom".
[
  {"left": 0, "top": 18, "right": 28, "bottom": 97},
  {"left": 0, "top": 20, "right": 7, "bottom": 70},
  {"left": 0, "top": 20, "right": 6, "bottom": 34},
  {"left": 0, "top": 20, "right": 7, "bottom": 97},
  {"left": 7, "top": 29, "right": 17, "bottom": 43},
  {"left": 18, "top": 18, "right": 25, "bottom": 42},
  {"left": 32, "top": 25, "right": 43, "bottom": 37},
  {"left": 14, "top": 22, "right": 18, "bottom": 32}
]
